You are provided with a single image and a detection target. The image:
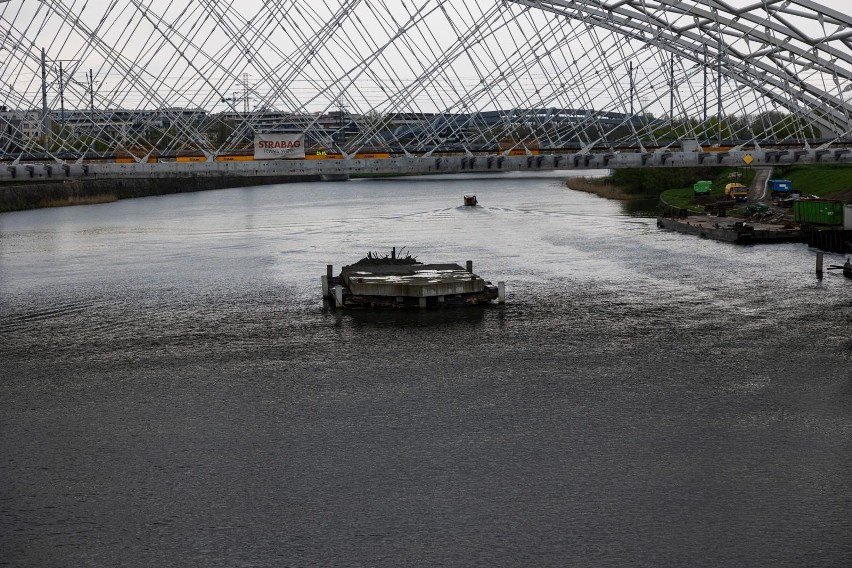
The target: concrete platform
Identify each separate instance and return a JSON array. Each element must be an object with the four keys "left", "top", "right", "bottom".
[
  {"left": 323, "top": 258, "right": 503, "bottom": 308},
  {"left": 342, "top": 263, "right": 485, "bottom": 297}
]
